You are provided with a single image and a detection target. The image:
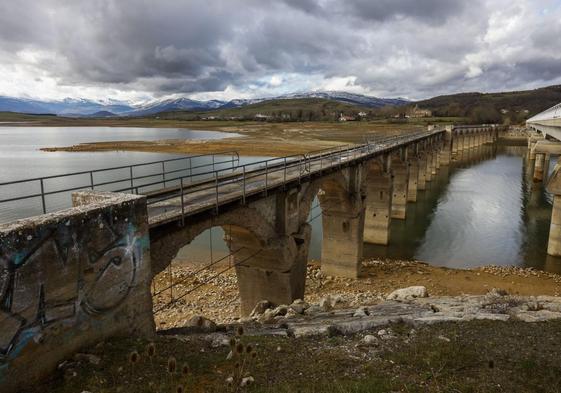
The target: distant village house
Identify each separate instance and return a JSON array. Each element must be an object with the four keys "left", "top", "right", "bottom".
[
  {"left": 407, "top": 105, "right": 432, "bottom": 118},
  {"left": 339, "top": 113, "right": 356, "bottom": 121}
]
